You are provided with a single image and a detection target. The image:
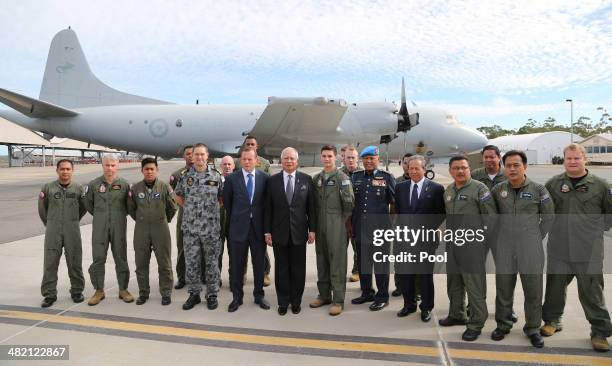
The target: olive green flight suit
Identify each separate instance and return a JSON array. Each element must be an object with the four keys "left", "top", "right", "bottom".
[
  {"left": 170, "top": 167, "right": 205, "bottom": 283},
  {"left": 128, "top": 180, "right": 177, "bottom": 298},
  {"left": 471, "top": 167, "right": 506, "bottom": 191},
  {"left": 341, "top": 165, "right": 362, "bottom": 276},
  {"left": 542, "top": 171, "right": 612, "bottom": 337},
  {"left": 313, "top": 169, "right": 355, "bottom": 304},
  {"left": 38, "top": 181, "right": 87, "bottom": 298},
  {"left": 491, "top": 177, "right": 555, "bottom": 335},
  {"left": 444, "top": 178, "right": 497, "bottom": 331},
  {"left": 84, "top": 176, "right": 130, "bottom": 291}
]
